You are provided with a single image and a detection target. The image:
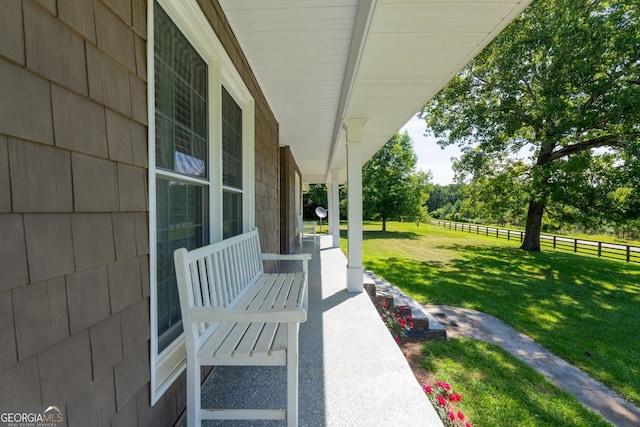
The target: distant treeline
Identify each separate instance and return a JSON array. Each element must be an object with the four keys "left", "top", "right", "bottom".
[{"left": 427, "top": 184, "right": 639, "bottom": 240}]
